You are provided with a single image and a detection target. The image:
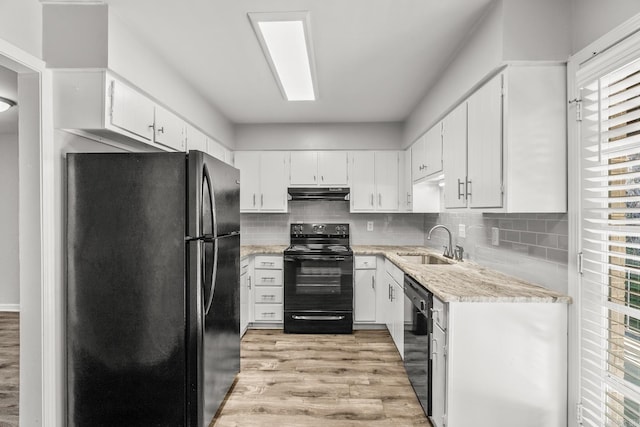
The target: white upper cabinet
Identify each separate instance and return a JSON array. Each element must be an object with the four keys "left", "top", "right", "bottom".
[
  {"left": 442, "top": 65, "right": 566, "bottom": 212},
  {"left": 289, "top": 151, "right": 349, "bottom": 187},
  {"left": 318, "top": 151, "right": 349, "bottom": 186},
  {"left": 290, "top": 151, "right": 318, "bottom": 185},
  {"left": 350, "top": 151, "right": 399, "bottom": 212},
  {"left": 443, "top": 102, "right": 468, "bottom": 209},
  {"left": 235, "top": 151, "right": 288, "bottom": 213},
  {"left": 154, "top": 104, "right": 186, "bottom": 152},
  {"left": 402, "top": 149, "right": 413, "bottom": 211},
  {"left": 185, "top": 124, "right": 208, "bottom": 152},
  {"left": 412, "top": 123, "right": 443, "bottom": 182},
  {"left": 467, "top": 73, "right": 503, "bottom": 208},
  {"left": 110, "top": 78, "right": 155, "bottom": 142}
]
